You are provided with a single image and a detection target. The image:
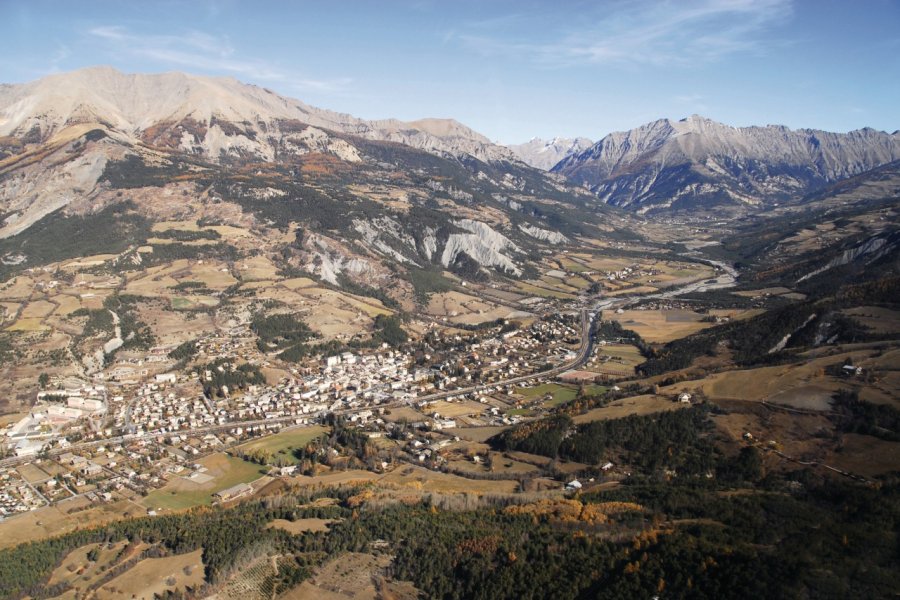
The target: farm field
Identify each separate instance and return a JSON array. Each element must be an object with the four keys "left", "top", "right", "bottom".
[
  {"left": 609, "top": 308, "right": 760, "bottom": 343},
  {"left": 235, "top": 425, "right": 330, "bottom": 464},
  {"left": 142, "top": 453, "right": 266, "bottom": 511}
]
